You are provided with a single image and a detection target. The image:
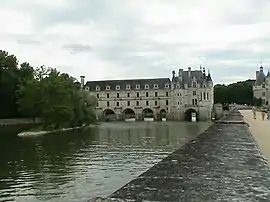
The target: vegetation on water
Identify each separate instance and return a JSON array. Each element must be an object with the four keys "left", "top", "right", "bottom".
[
  {"left": 0, "top": 50, "right": 96, "bottom": 130},
  {"left": 214, "top": 80, "right": 263, "bottom": 106}
]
